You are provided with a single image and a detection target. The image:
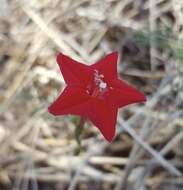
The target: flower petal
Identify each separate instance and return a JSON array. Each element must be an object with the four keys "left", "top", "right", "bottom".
[
  {"left": 104, "top": 79, "right": 146, "bottom": 108},
  {"left": 57, "top": 53, "right": 93, "bottom": 87},
  {"left": 48, "top": 86, "right": 91, "bottom": 117},
  {"left": 91, "top": 51, "right": 118, "bottom": 80},
  {"left": 87, "top": 98, "right": 118, "bottom": 142}
]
